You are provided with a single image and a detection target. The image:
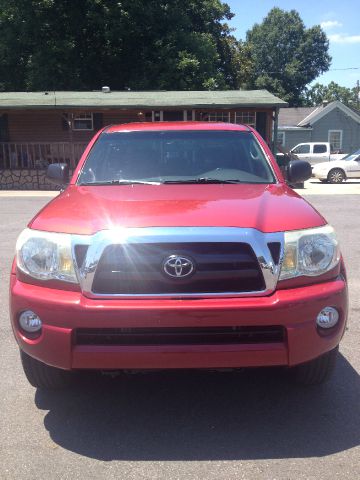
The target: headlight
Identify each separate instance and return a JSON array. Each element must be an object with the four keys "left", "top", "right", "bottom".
[
  {"left": 279, "top": 225, "right": 340, "bottom": 280},
  {"left": 16, "top": 228, "right": 78, "bottom": 283}
]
